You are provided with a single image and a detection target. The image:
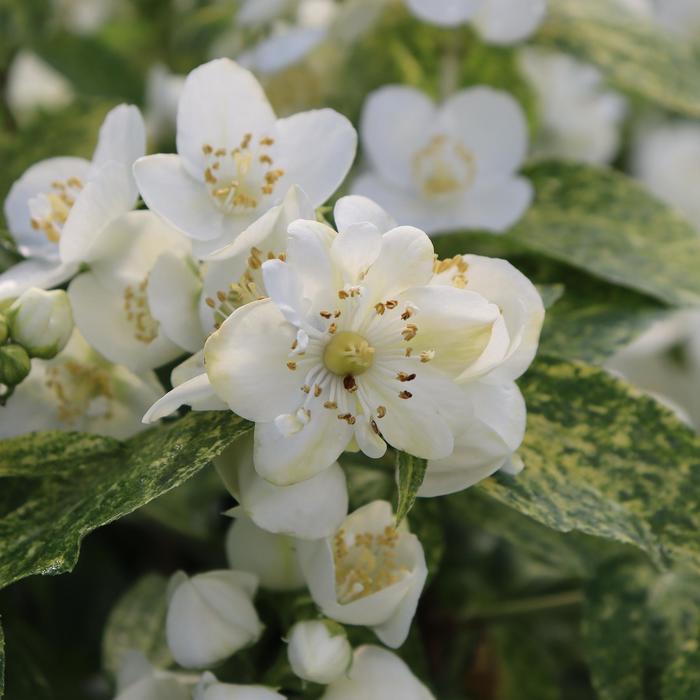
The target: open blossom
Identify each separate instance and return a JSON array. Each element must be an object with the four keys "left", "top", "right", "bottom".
[
  {"left": 405, "top": 0, "right": 547, "bottom": 44},
  {"left": 0, "top": 330, "right": 163, "bottom": 440},
  {"left": 133, "top": 58, "right": 356, "bottom": 258},
  {"left": 321, "top": 645, "right": 435, "bottom": 699},
  {"left": 297, "top": 501, "right": 427, "bottom": 648},
  {"left": 1, "top": 104, "right": 145, "bottom": 300},
  {"left": 353, "top": 85, "right": 532, "bottom": 235},
  {"left": 519, "top": 48, "right": 626, "bottom": 165},
  {"left": 68, "top": 210, "right": 200, "bottom": 372},
  {"left": 203, "top": 195, "right": 542, "bottom": 486}
]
